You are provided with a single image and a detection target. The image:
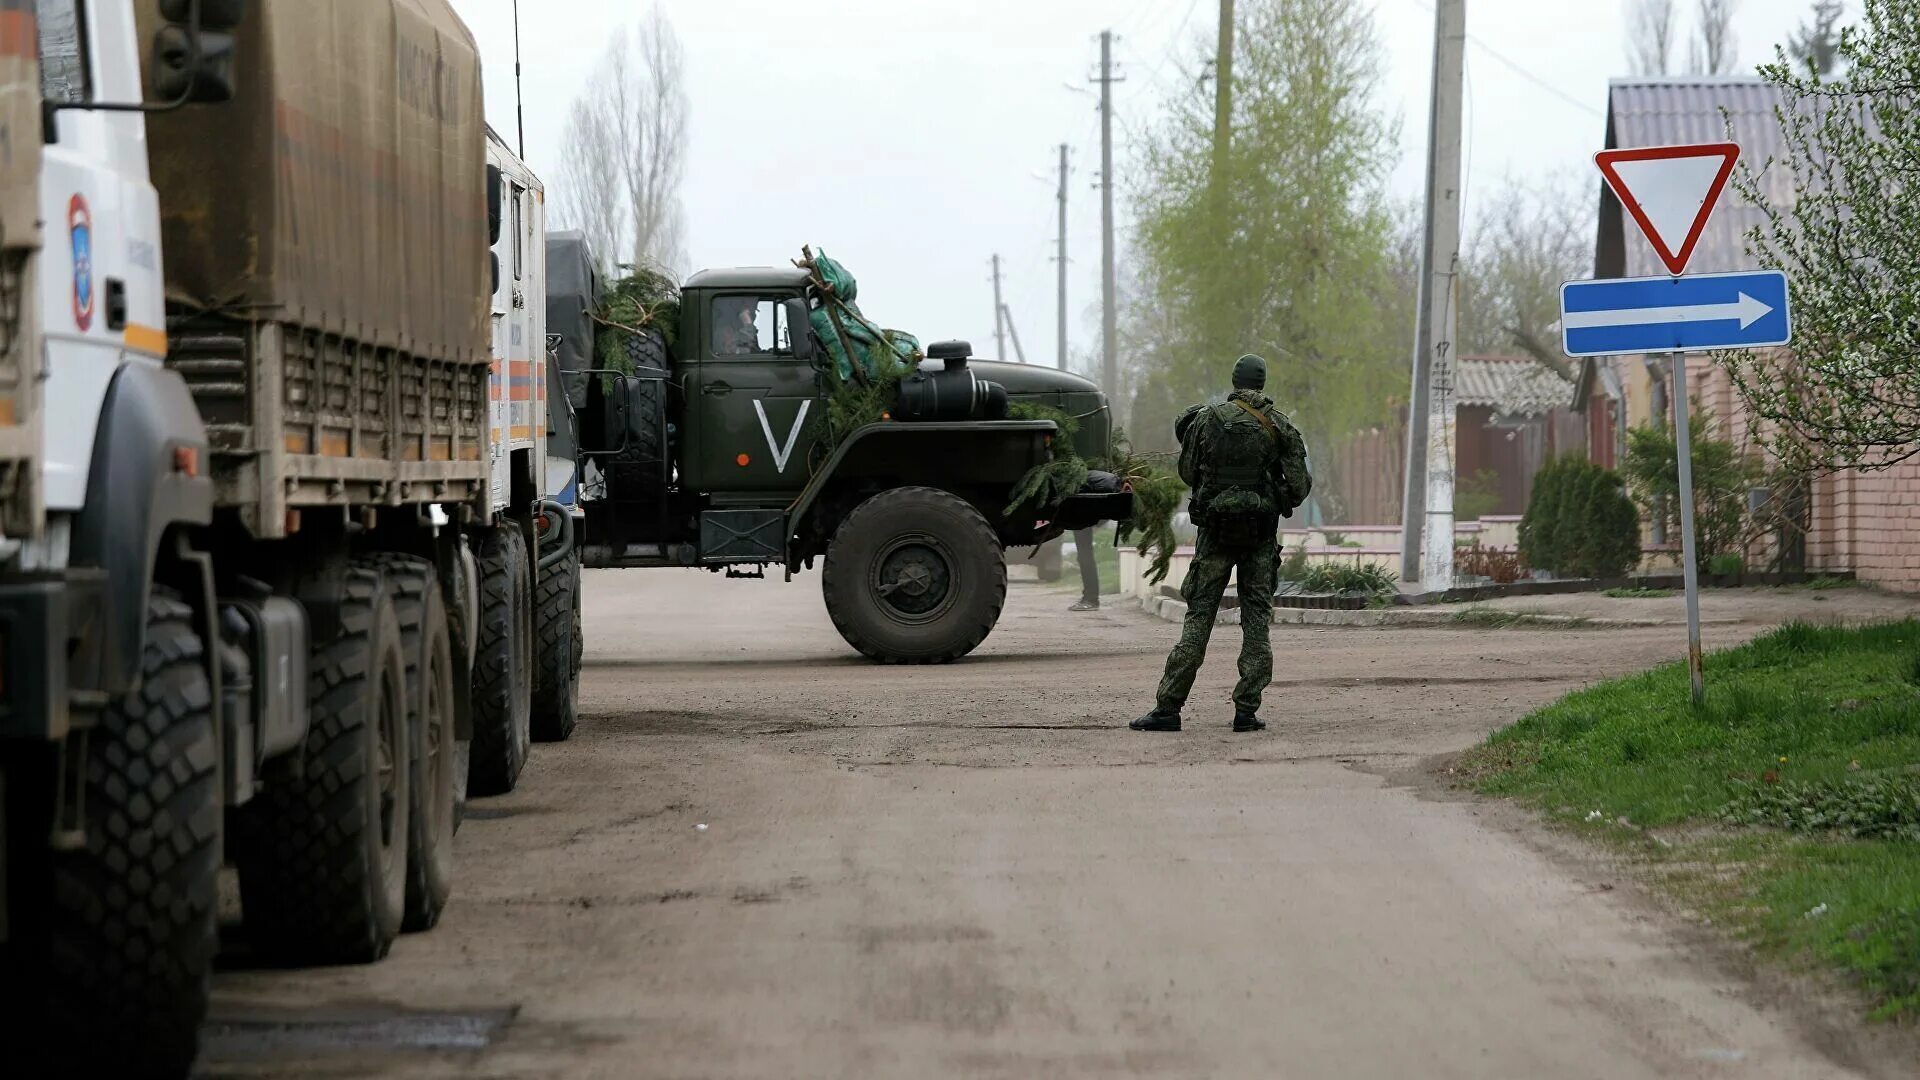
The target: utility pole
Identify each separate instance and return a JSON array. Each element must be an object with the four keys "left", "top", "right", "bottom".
[
  {"left": 1400, "top": 0, "right": 1467, "bottom": 590},
  {"left": 1210, "top": 0, "right": 1235, "bottom": 191},
  {"left": 990, "top": 254, "right": 1007, "bottom": 362},
  {"left": 1055, "top": 143, "right": 1070, "bottom": 371},
  {"left": 1002, "top": 305, "right": 1031, "bottom": 364},
  {"left": 1093, "top": 31, "right": 1123, "bottom": 401}
]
